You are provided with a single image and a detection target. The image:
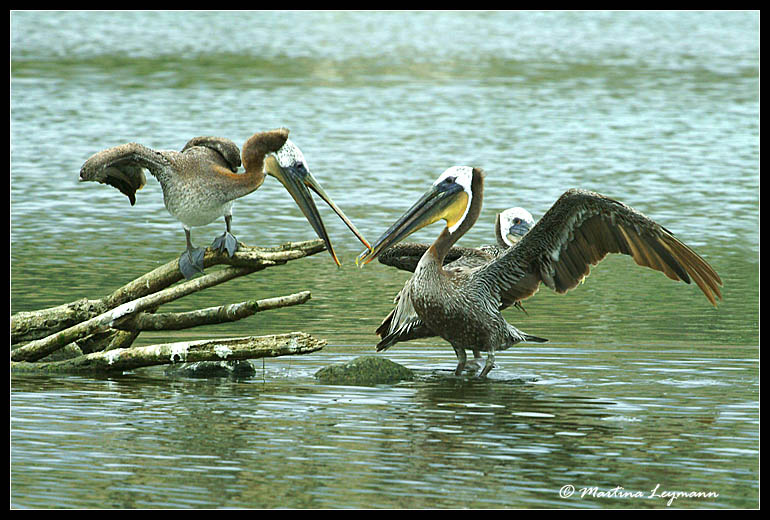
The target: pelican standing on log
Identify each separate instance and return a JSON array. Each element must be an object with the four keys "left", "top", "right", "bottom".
[
  {"left": 356, "top": 167, "right": 722, "bottom": 377},
  {"left": 80, "top": 128, "right": 370, "bottom": 278}
]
